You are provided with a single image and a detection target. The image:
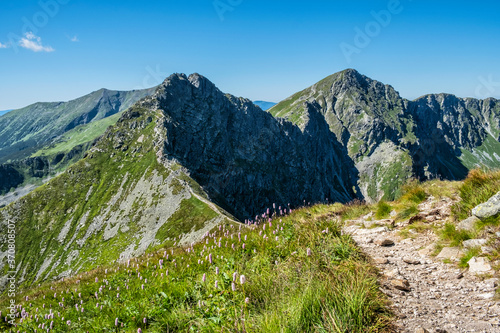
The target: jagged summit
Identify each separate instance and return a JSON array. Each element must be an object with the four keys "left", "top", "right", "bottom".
[
  {"left": 1, "top": 69, "right": 499, "bottom": 291},
  {"left": 270, "top": 69, "right": 500, "bottom": 201}
]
